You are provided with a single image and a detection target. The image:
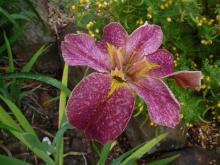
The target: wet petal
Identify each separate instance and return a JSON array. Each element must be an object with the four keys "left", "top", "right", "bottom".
[
  {"left": 147, "top": 49, "right": 174, "bottom": 78},
  {"left": 61, "top": 33, "right": 110, "bottom": 72},
  {"left": 126, "top": 23, "right": 163, "bottom": 59},
  {"left": 129, "top": 77, "right": 180, "bottom": 127},
  {"left": 67, "top": 73, "right": 134, "bottom": 144},
  {"left": 164, "top": 71, "right": 202, "bottom": 89},
  {"left": 103, "top": 22, "right": 128, "bottom": 48}
]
